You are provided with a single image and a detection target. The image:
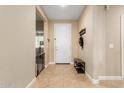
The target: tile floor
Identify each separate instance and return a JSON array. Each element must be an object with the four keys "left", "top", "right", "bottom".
[{"left": 31, "top": 64, "right": 124, "bottom": 88}]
